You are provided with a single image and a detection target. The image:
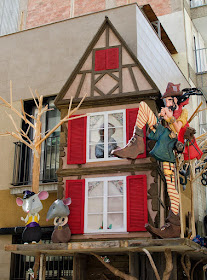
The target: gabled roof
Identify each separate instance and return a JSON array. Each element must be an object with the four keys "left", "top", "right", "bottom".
[{"left": 55, "top": 17, "right": 160, "bottom": 108}]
